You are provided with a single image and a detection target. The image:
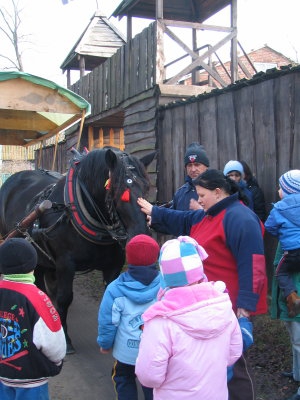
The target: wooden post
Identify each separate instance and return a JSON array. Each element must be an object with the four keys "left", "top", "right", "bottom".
[
  {"left": 192, "top": 29, "right": 199, "bottom": 84},
  {"left": 156, "top": 0, "right": 163, "bottom": 19},
  {"left": 155, "top": 21, "right": 165, "bottom": 84},
  {"left": 99, "top": 128, "right": 104, "bottom": 148},
  {"left": 51, "top": 133, "right": 59, "bottom": 171},
  {"left": 230, "top": 0, "right": 238, "bottom": 83},
  {"left": 109, "top": 128, "right": 115, "bottom": 147},
  {"left": 79, "top": 56, "right": 85, "bottom": 79},
  {"left": 76, "top": 109, "right": 86, "bottom": 150},
  {"left": 127, "top": 14, "right": 132, "bottom": 41},
  {"left": 88, "top": 126, "right": 94, "bottom": 149}
]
